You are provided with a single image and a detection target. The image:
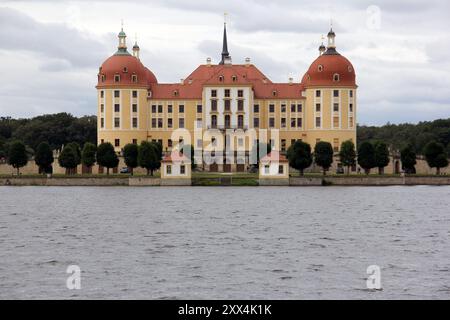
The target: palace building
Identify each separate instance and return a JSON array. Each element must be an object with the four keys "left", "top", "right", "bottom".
[{"left": 96, "top": 22, "right": 357, "bottom": 172}]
